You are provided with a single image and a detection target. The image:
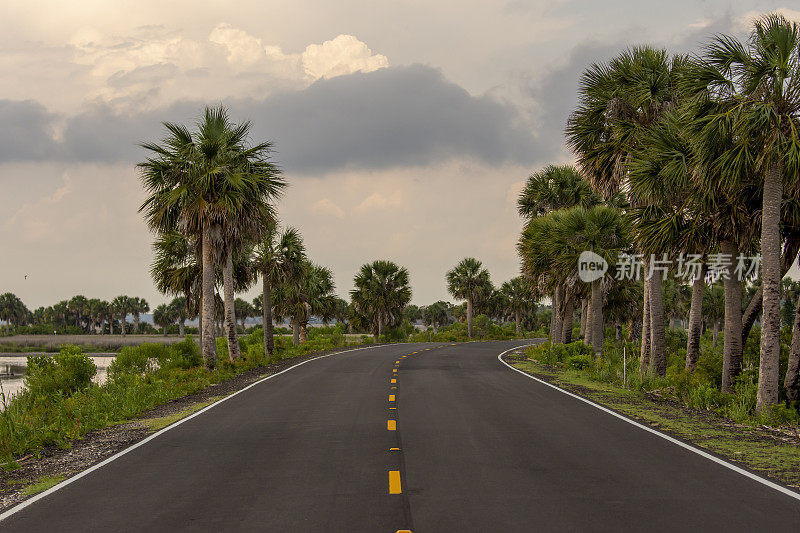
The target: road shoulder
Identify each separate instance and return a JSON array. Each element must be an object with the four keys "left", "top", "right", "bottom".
[{"left": 501, "top": 351, "right": 800, "bottom": 493}]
